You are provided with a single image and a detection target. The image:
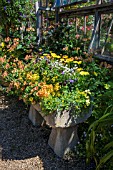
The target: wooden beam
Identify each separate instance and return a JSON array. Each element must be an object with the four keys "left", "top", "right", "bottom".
[
  {"left": 54, "top": 0, "right": 87, "bottom": 8},
  {"left": 94, "top": 54, "right": 113, "bottom": 64},
  {"left": 59, "top": 2, "right": 113, "bottom": 17}
]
